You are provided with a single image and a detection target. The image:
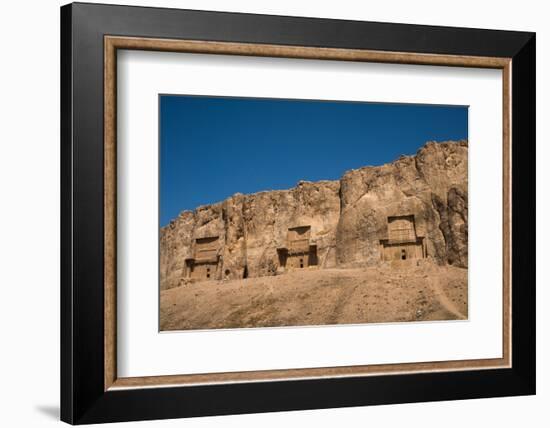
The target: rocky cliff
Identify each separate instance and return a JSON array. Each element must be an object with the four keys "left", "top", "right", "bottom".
[{"left": 160, "top": 140, "right": 468, "bottom": 290}]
